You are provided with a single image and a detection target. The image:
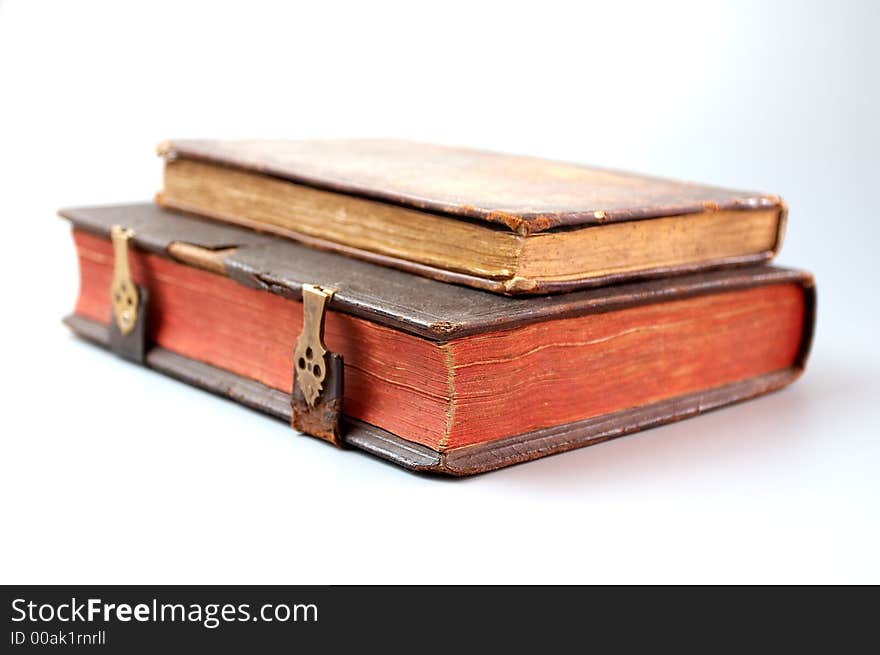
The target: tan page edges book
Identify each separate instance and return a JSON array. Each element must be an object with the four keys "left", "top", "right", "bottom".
[{"left": 156, "top": 139, "right": 786, "bottom": 295}]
